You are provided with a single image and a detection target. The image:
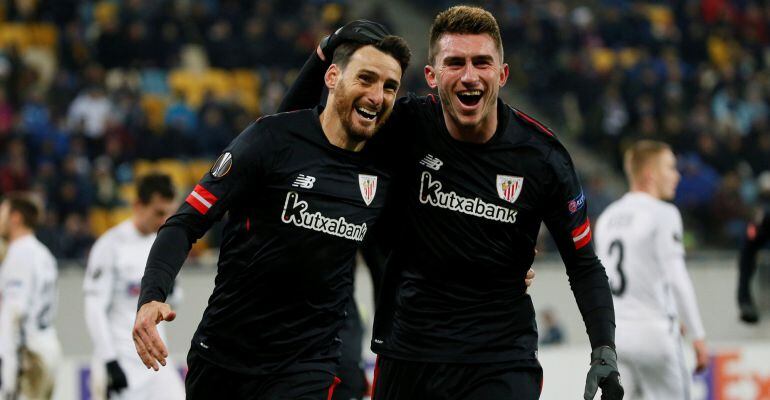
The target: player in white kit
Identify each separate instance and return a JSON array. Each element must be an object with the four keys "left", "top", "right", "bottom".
[
  {"left": 84, "top": 174, "right": 184, "bottom": 400},
  {"left": 0, "top": 193, "right": 61, "bottom": 400},
  {"left": 595, "top": 140, "right": 708, "bottom": 400}
]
